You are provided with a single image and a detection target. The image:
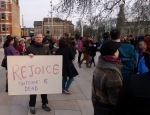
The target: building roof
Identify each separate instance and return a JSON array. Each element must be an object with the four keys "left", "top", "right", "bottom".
[
  {"left": 34, "top": 21, "right": 42, "bottom": 26},
  {"left": 43, "top": 18, "right": 63, "bottom": 22},
  {"left": 43, "top": 18, "right": 74, "bottom": 25}
]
